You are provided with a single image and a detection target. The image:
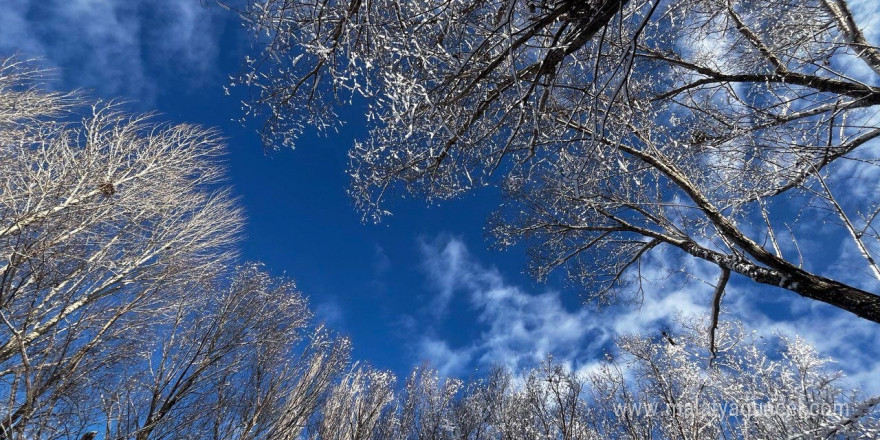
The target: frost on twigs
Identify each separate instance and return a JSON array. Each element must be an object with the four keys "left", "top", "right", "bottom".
[
  {"left": 237, "top": 0, "right": 880, "bottom": 323},
  {"left": 0, "top": 57, "right": 359, "bottom": 440},
  {"left": 0, "top": 56, "right": 239, "bottom": 438},
  {"left": 307, "top": 318, "right": 880, "bottom": 439}
]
